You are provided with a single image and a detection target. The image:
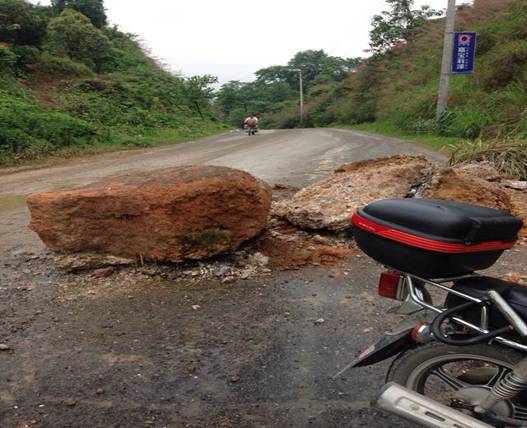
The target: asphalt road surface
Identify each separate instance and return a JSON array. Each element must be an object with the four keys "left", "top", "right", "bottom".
[
  {"left": 0, "top": 128, "right": 444, "bottom": 253},
  {"left": 0, "top": 129, "right": 462, "bottom": 427}
]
